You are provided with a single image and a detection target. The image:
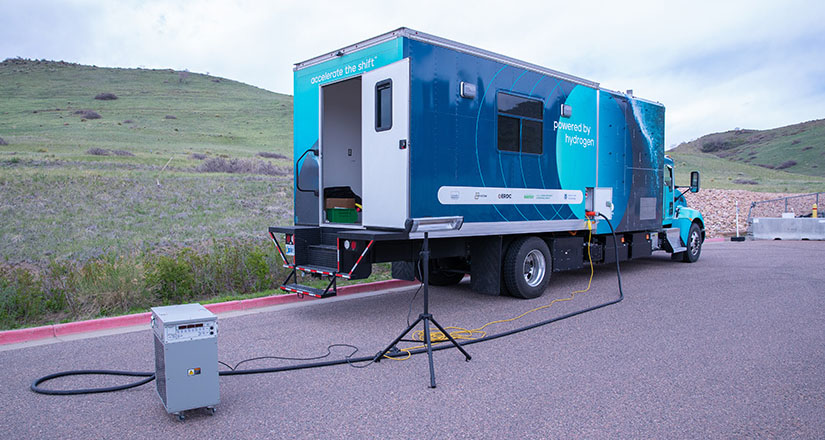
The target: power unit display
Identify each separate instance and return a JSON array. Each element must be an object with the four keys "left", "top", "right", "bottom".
[{"left": 151, "top": 303, "right": 219, "bottom": 417}]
